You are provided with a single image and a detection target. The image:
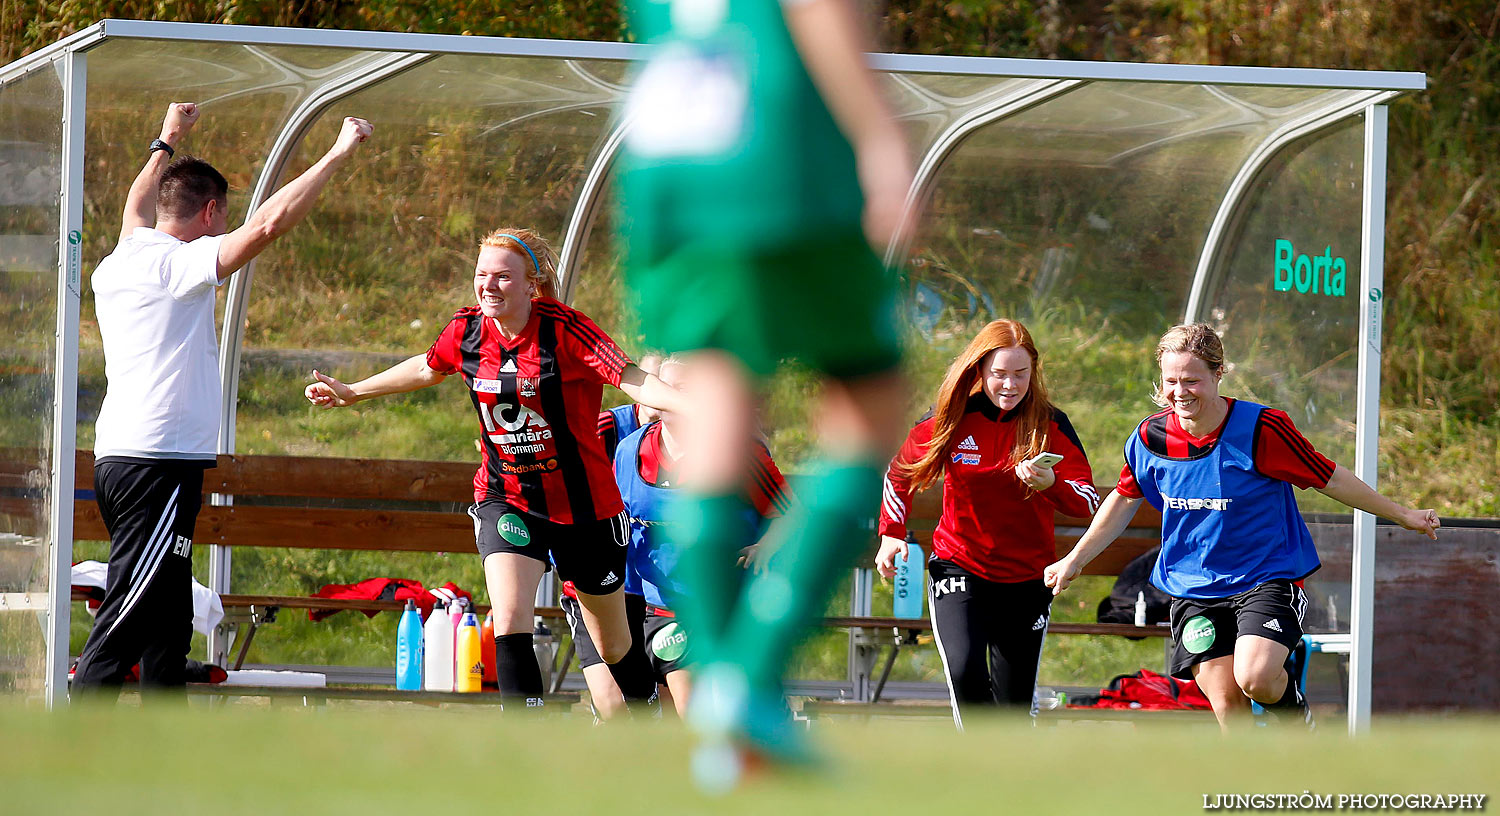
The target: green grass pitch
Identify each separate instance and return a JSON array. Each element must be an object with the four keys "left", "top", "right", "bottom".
[{"left": 1, "top": 703, "right": 1493, "bottom": 814}]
